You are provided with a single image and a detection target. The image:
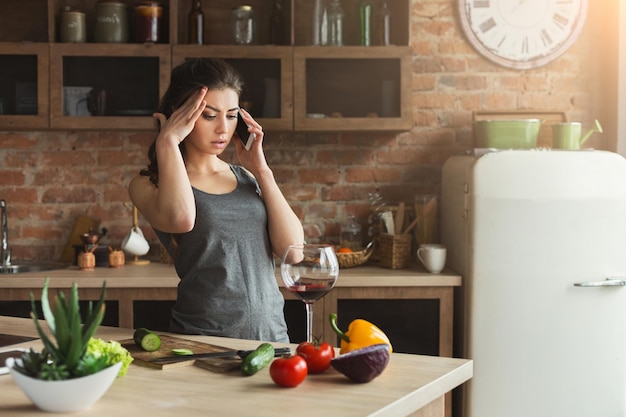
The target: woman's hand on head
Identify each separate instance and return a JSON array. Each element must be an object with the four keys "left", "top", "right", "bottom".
[{"left": 153, "top": 87, "right": 208, "bottom": 144}]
